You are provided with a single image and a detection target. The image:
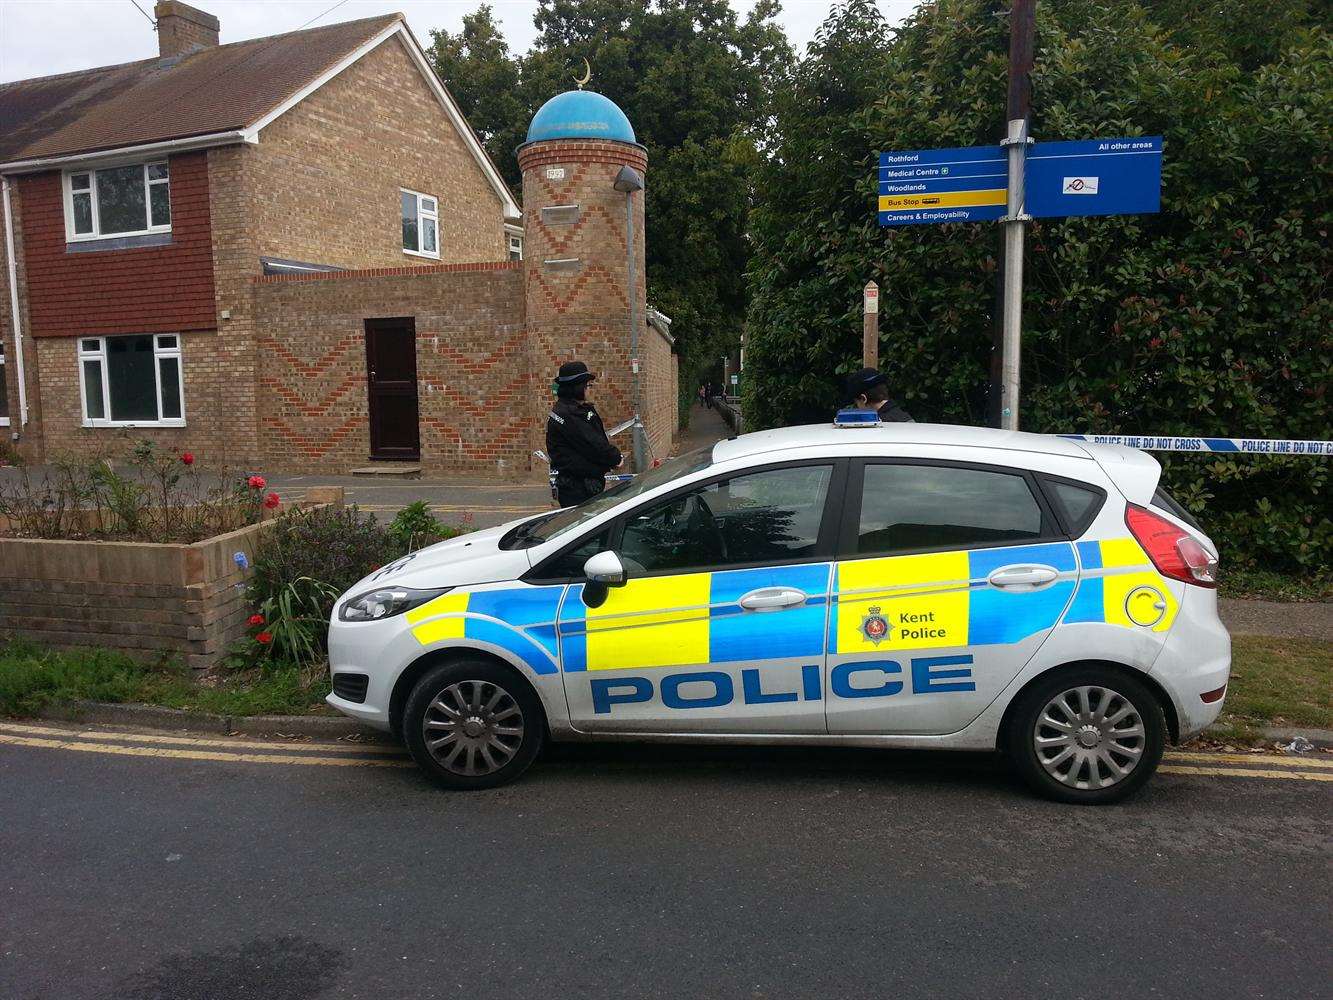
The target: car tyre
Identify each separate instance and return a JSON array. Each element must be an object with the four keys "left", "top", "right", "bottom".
[
  {"left": 403, "top": 659, "right": 545, "bottom": 790},
  {"left": 1005, "top": 666, "right": 1165, "bottom": 805}
]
